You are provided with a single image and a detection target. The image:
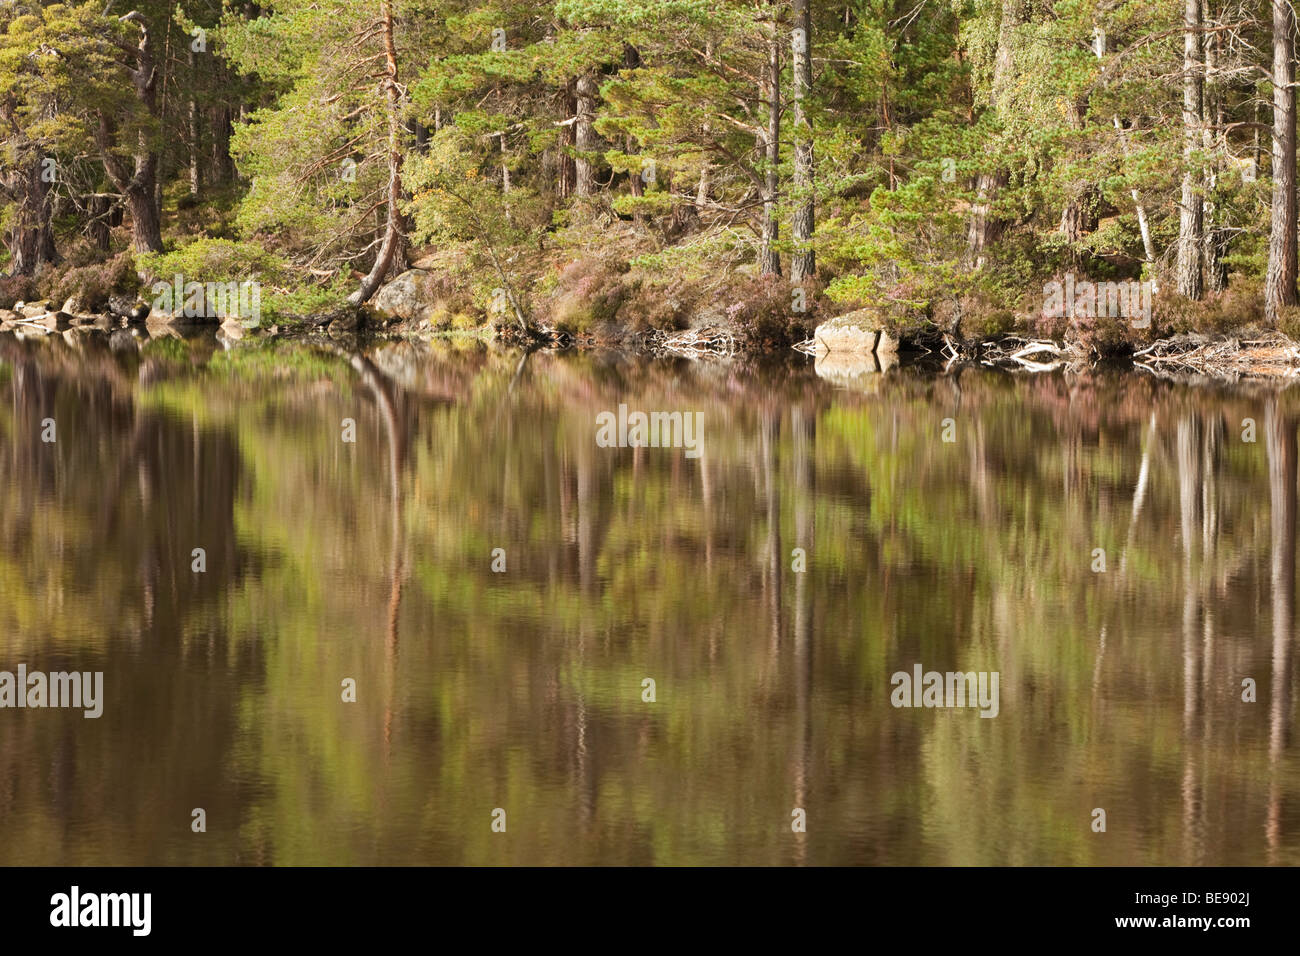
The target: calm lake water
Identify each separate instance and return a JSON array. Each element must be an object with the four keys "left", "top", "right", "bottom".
[{"left": 1, "top": 330, "right": 1298, "bottom": 865}]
